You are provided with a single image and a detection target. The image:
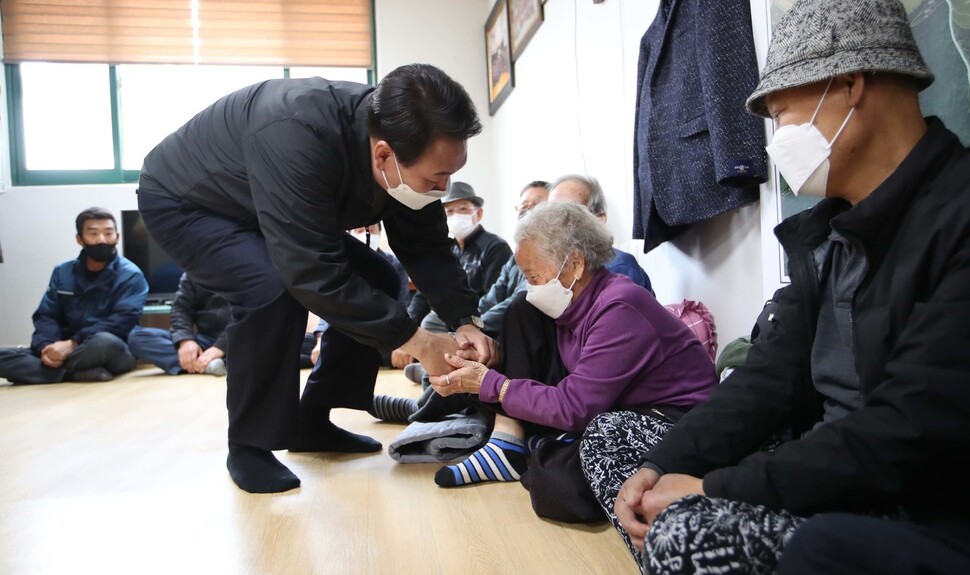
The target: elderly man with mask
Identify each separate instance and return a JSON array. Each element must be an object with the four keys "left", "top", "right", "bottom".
[
  {"left": 405, "top": 182, "right": 512, "bottom": 327},
  {"left": 581, "top": 1, "right": 970, "bottom": 573}
]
